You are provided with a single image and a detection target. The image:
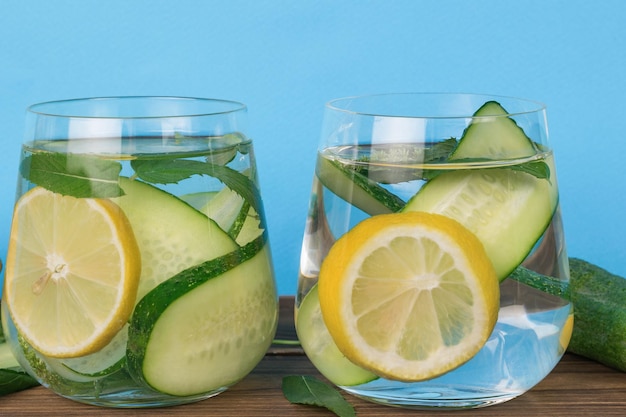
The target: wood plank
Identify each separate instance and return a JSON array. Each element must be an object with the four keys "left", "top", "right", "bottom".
[{"left": 2, "top": 297, "right": 626, "bottom": 416}]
